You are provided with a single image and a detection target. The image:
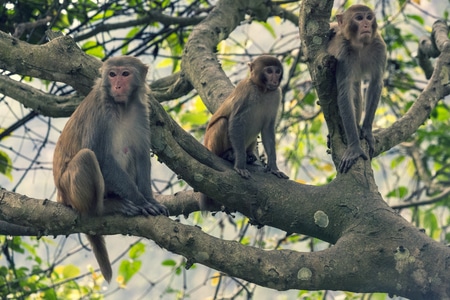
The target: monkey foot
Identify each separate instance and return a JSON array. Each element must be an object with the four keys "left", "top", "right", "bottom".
[
  {"left": 268, "top": 169, "right": 289, "bottom": 179},
  {"left": 141, "top": 201, "right": 169, "bottom": 216},
  {"left": 234, "top": 167, "right": 251, "bottom": 179},
  {"left": 339, "top": 147, "right": 368, "bottom": 173}
]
